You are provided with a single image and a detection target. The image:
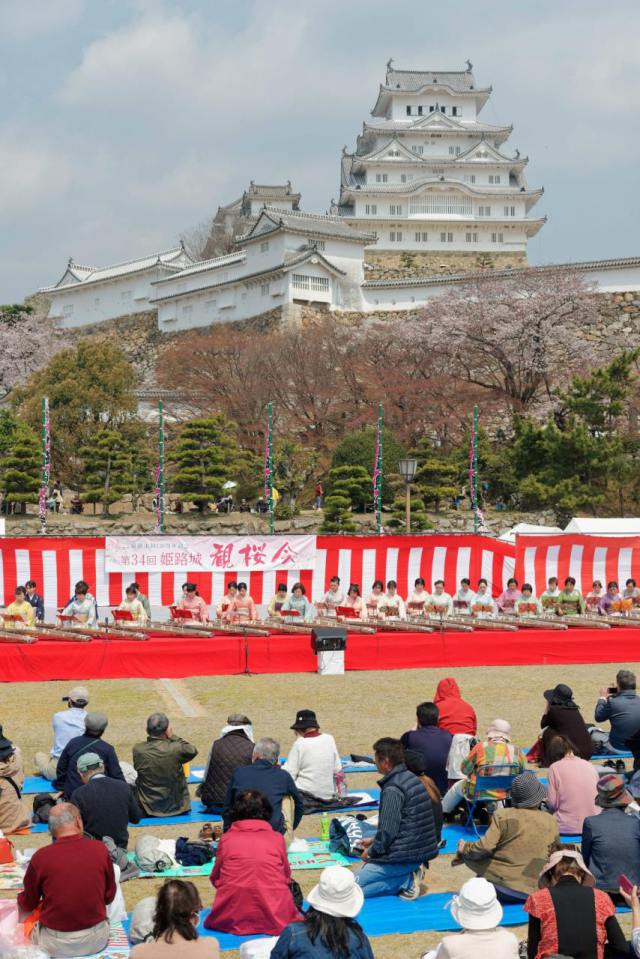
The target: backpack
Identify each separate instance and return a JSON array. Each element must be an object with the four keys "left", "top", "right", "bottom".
[
  {"left": 174, "top": 837, "right": 214, "bottom": 867},
  {"left": 329, "top": 814, "right": 377, "bottom": 856},
  {"left": 32, "top": 793, "right": 57, "bottom": 823},
  {"left": 135, "top": 835, "right": 173, "bottom": 873}
]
